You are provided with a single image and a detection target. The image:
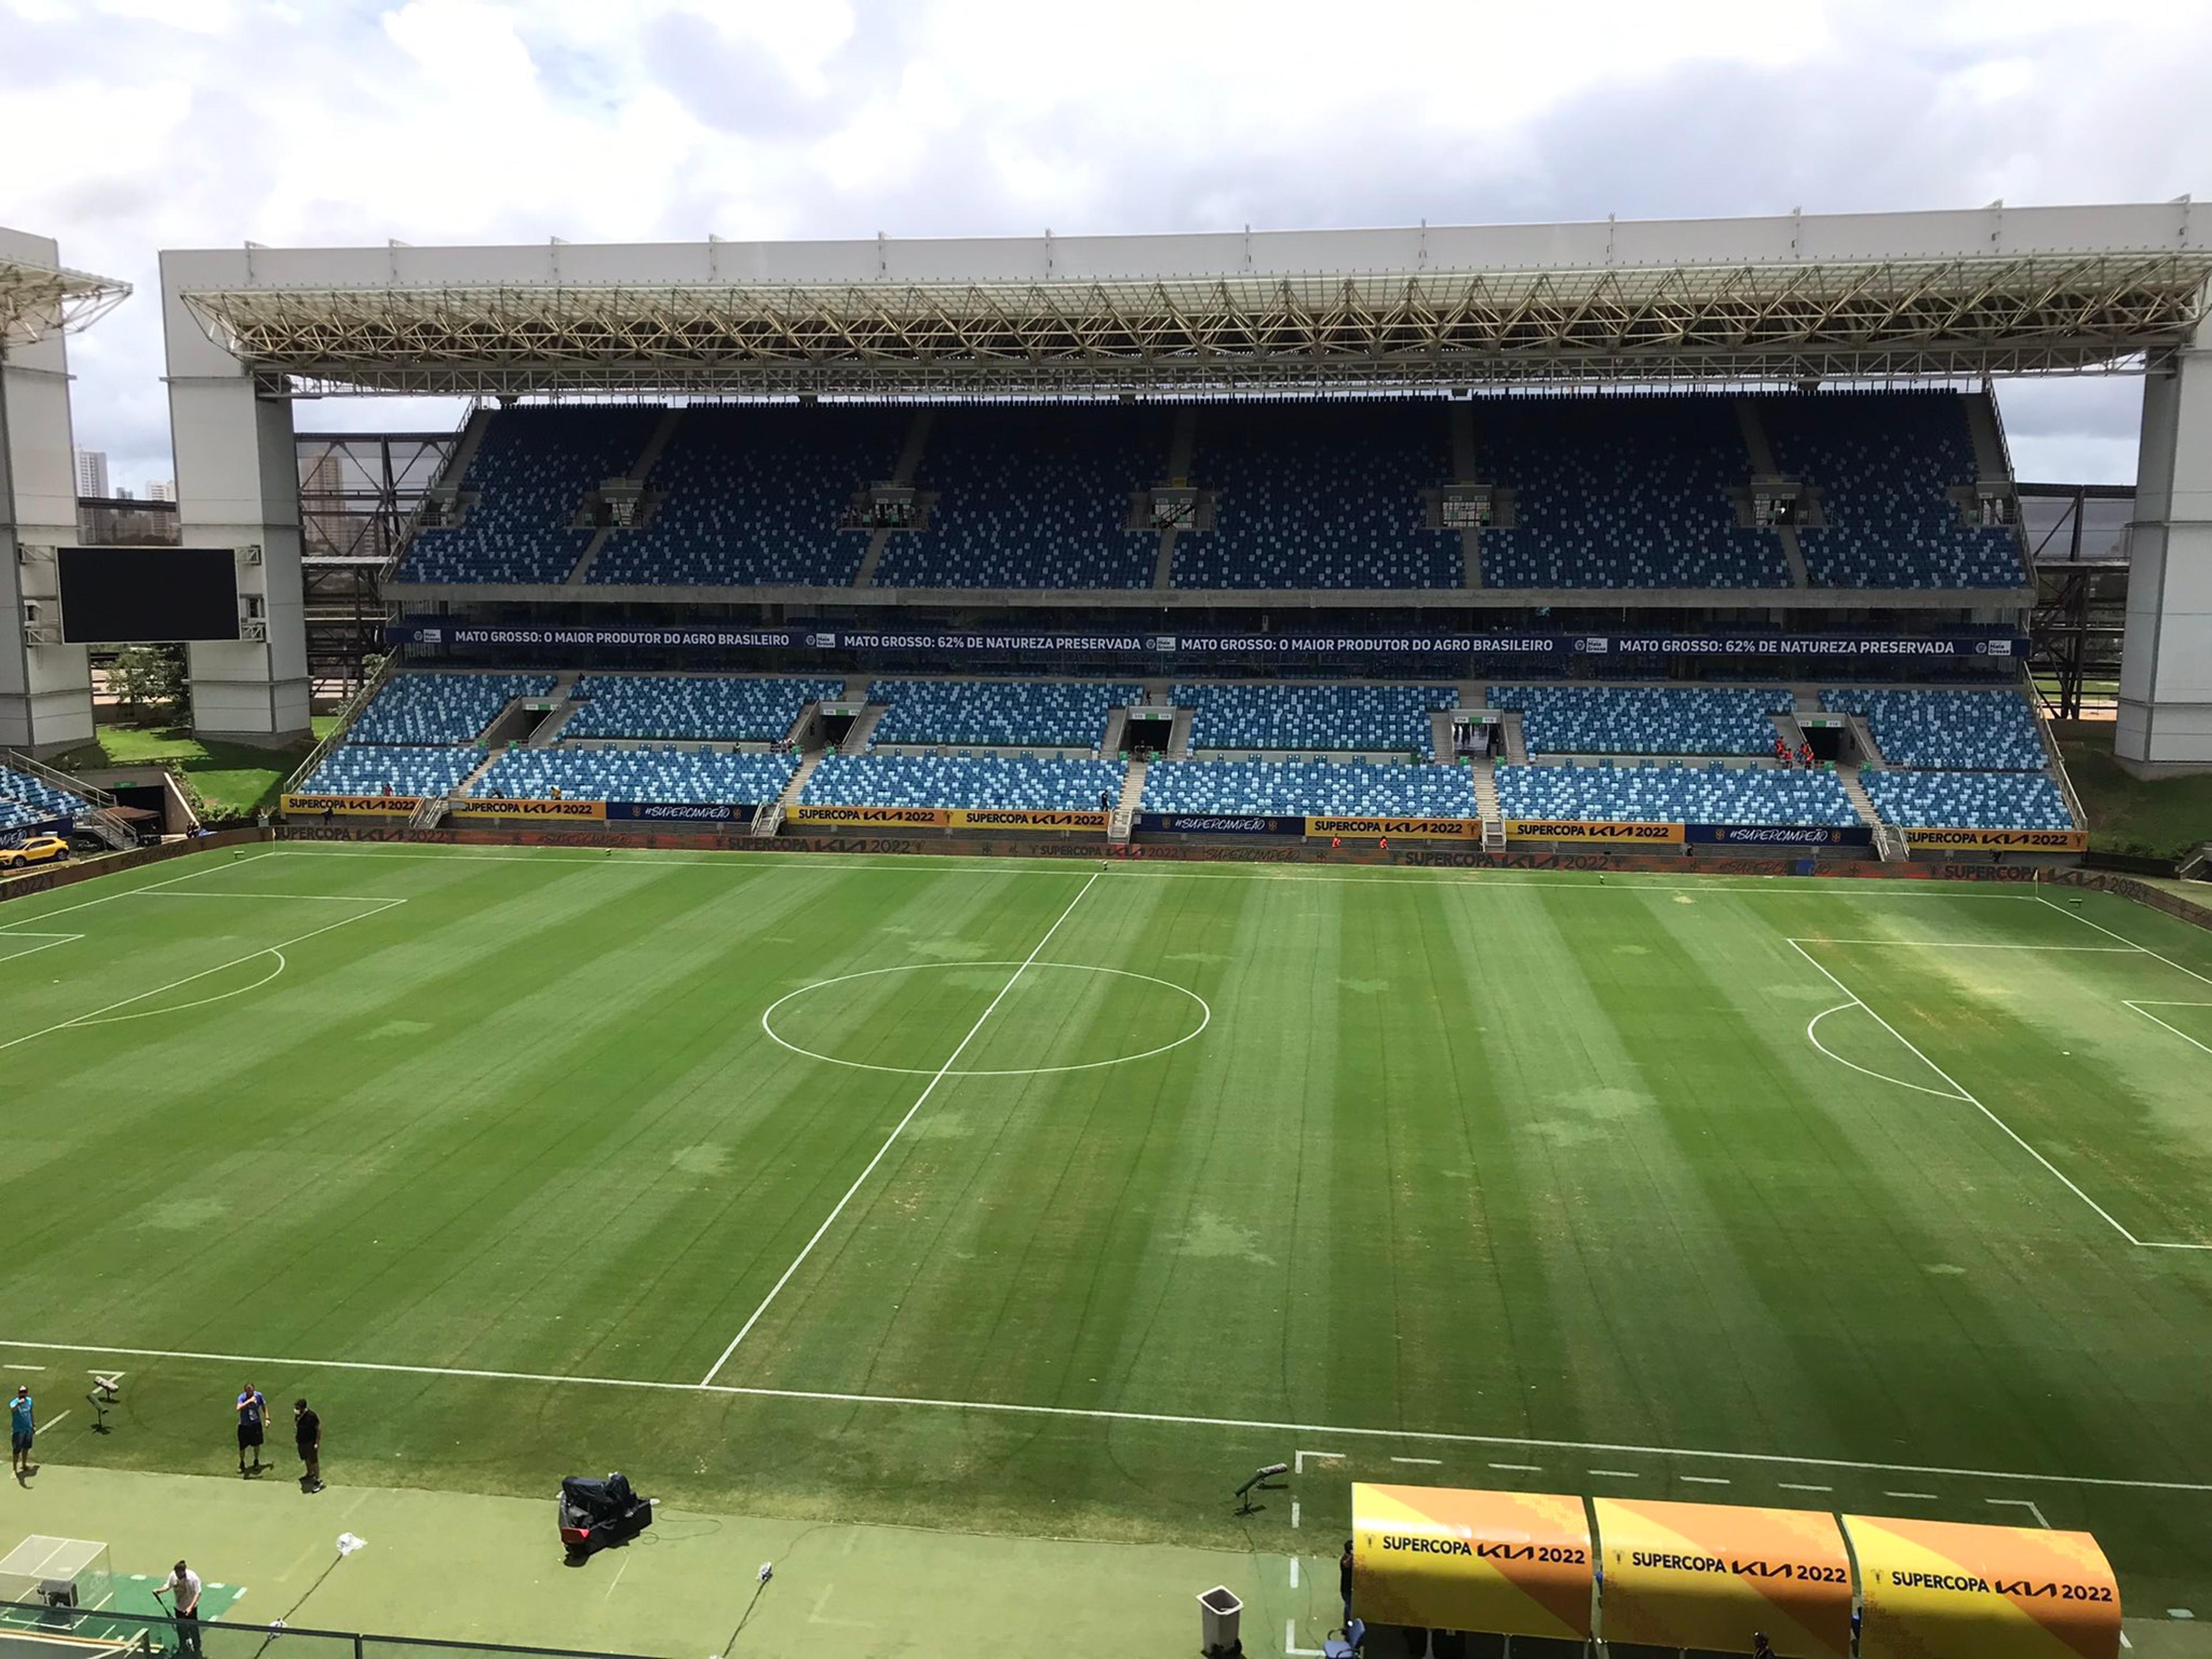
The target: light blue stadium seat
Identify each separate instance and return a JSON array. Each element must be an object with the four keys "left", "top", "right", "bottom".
[
  {"left": 802, "top": 754, "right": 1126, "bottom": 810},
  {"left": 301, "top": 745, "right": 484, "bottom": 798},
  {"left": 0, "top": 765, "right": 93, "bottom": 822},
  {"left": 1495, "top": 762, "right": 1859, "bottom": 825},
  {"left": 347, "top": 673, "right": 558, "bottom": 745},
  {"left": 1490, "top": 685, "right": 1793, "bottom": 756},
  {"left": 565, "top": 676, "right": 842, "bottom": 742},
  {"left": 1820, "top": 687, "right": 2047, "bottom": 771},
  {"left": 1862, "top": 768, "right": 2071, "bottom": 830},
  {"left": 1175, "top": 683, "right": 1455, "bottom": 754},
  {"left": 869, "top": 680, "right": 1142, "bottom": 748},
  {"left": 472, "top": 747, "right": 796, "bottom": 805},
  {"left": 1139, "top": 759, "right": 1474, "bottom": 817}
]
